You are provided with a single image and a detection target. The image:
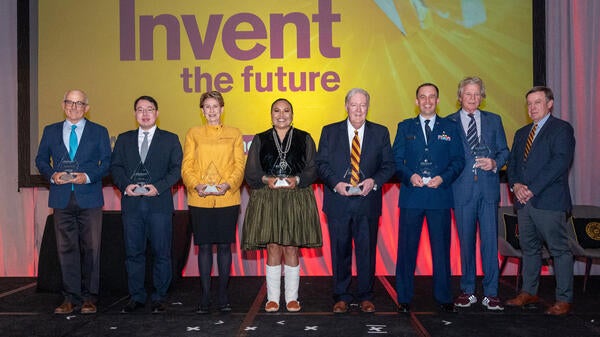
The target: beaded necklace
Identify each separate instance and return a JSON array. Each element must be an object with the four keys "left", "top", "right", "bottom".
[{"left": 272, "top": 126, "right": 294, "bottom": 172}]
